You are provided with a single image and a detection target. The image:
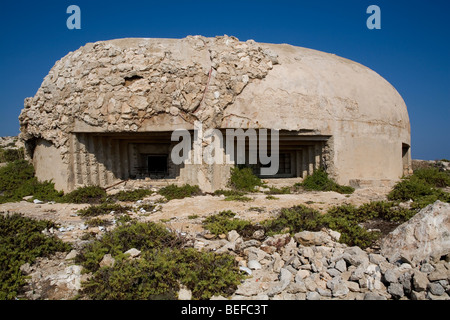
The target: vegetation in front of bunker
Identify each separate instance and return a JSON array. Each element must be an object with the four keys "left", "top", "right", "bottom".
[
  {"left": 295, "top": 168, "right": 355, "bottom": 194},
  {"left": 262, "top": 201, "right": 415, "bottom": 249},
  {"left": 158, "top": 184, "right": 202, "bottom": 201},
  {"left": 228, "top": 166, "right": 263, "bottom": 192},
  {"left": 387, "top": 167, "right": 450, "bottom": 209},
  {"left": 75, "top": 221, "right": 245, "bottom": 300},
  {"left": 0, "top": 160, "right": 64, "bottom": 204},
  {"left": 0, "top": 213, "right": 71, "bottom": 300}
]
